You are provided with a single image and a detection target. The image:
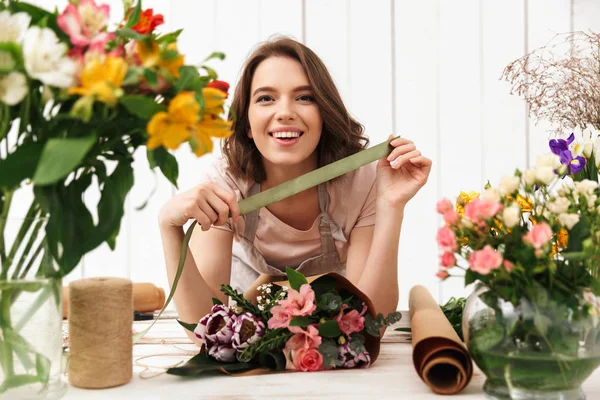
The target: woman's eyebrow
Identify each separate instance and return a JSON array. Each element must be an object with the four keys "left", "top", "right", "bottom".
[{"left": 252, "top": 85, "right": 313, "bottom": 97}]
